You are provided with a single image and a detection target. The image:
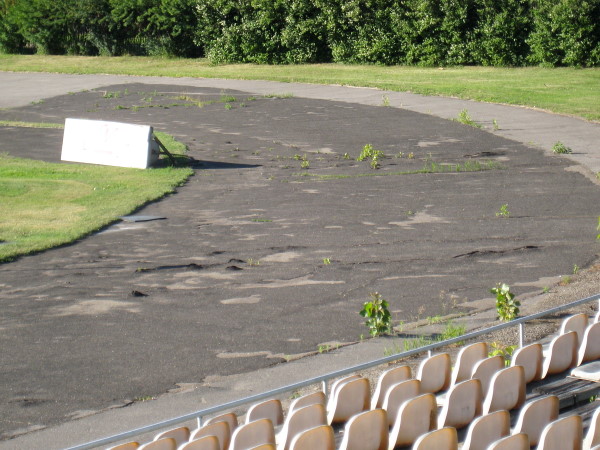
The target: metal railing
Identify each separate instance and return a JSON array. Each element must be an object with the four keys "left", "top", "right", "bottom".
[{"left": 67, "top": 292, "right": 600, "bottom": 450}]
